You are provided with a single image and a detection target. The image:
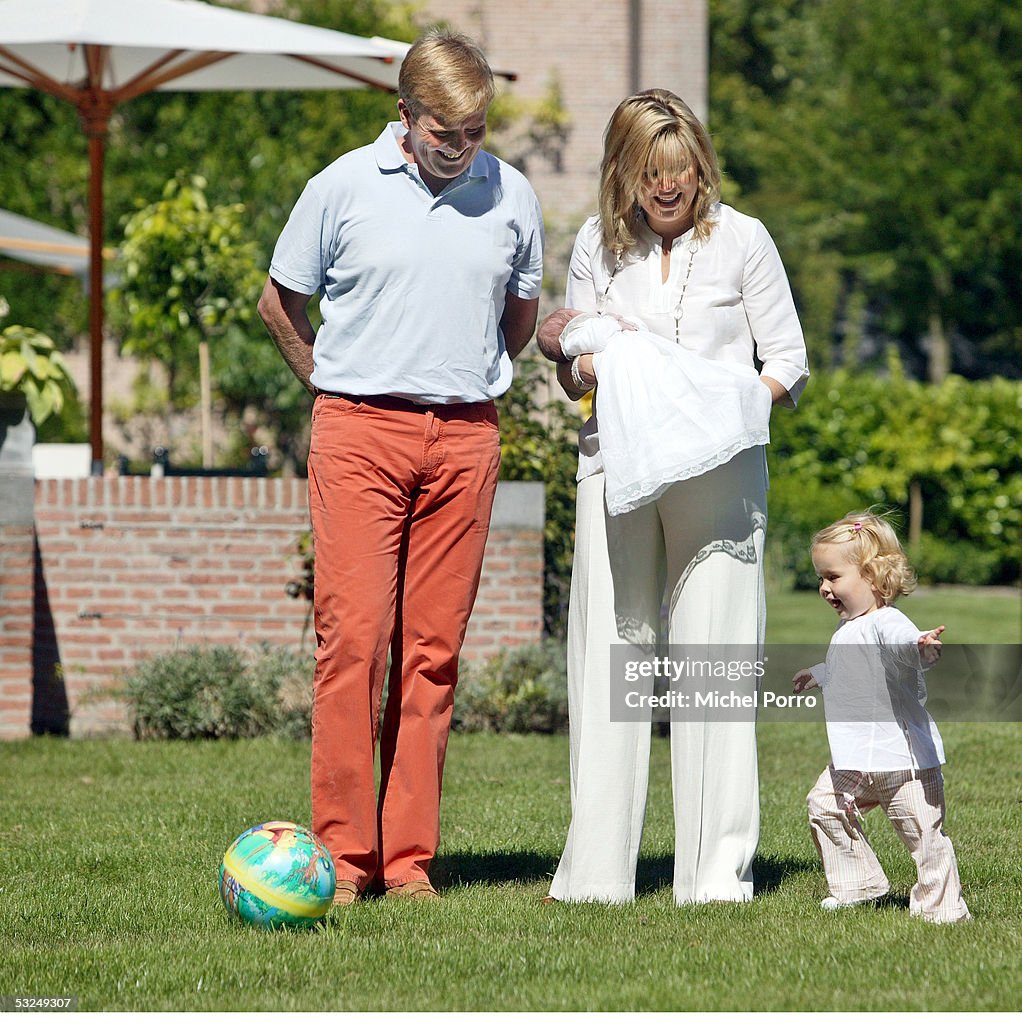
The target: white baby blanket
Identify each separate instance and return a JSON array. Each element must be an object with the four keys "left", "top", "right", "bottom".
[{"left": 560, "top": 313, "right": 772, "bottom": 516}]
